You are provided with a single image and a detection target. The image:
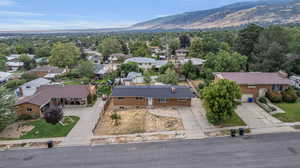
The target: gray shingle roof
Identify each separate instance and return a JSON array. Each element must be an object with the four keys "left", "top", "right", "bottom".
[{"left": 112, "top": 85, "right": 195, "bottom": 99}]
